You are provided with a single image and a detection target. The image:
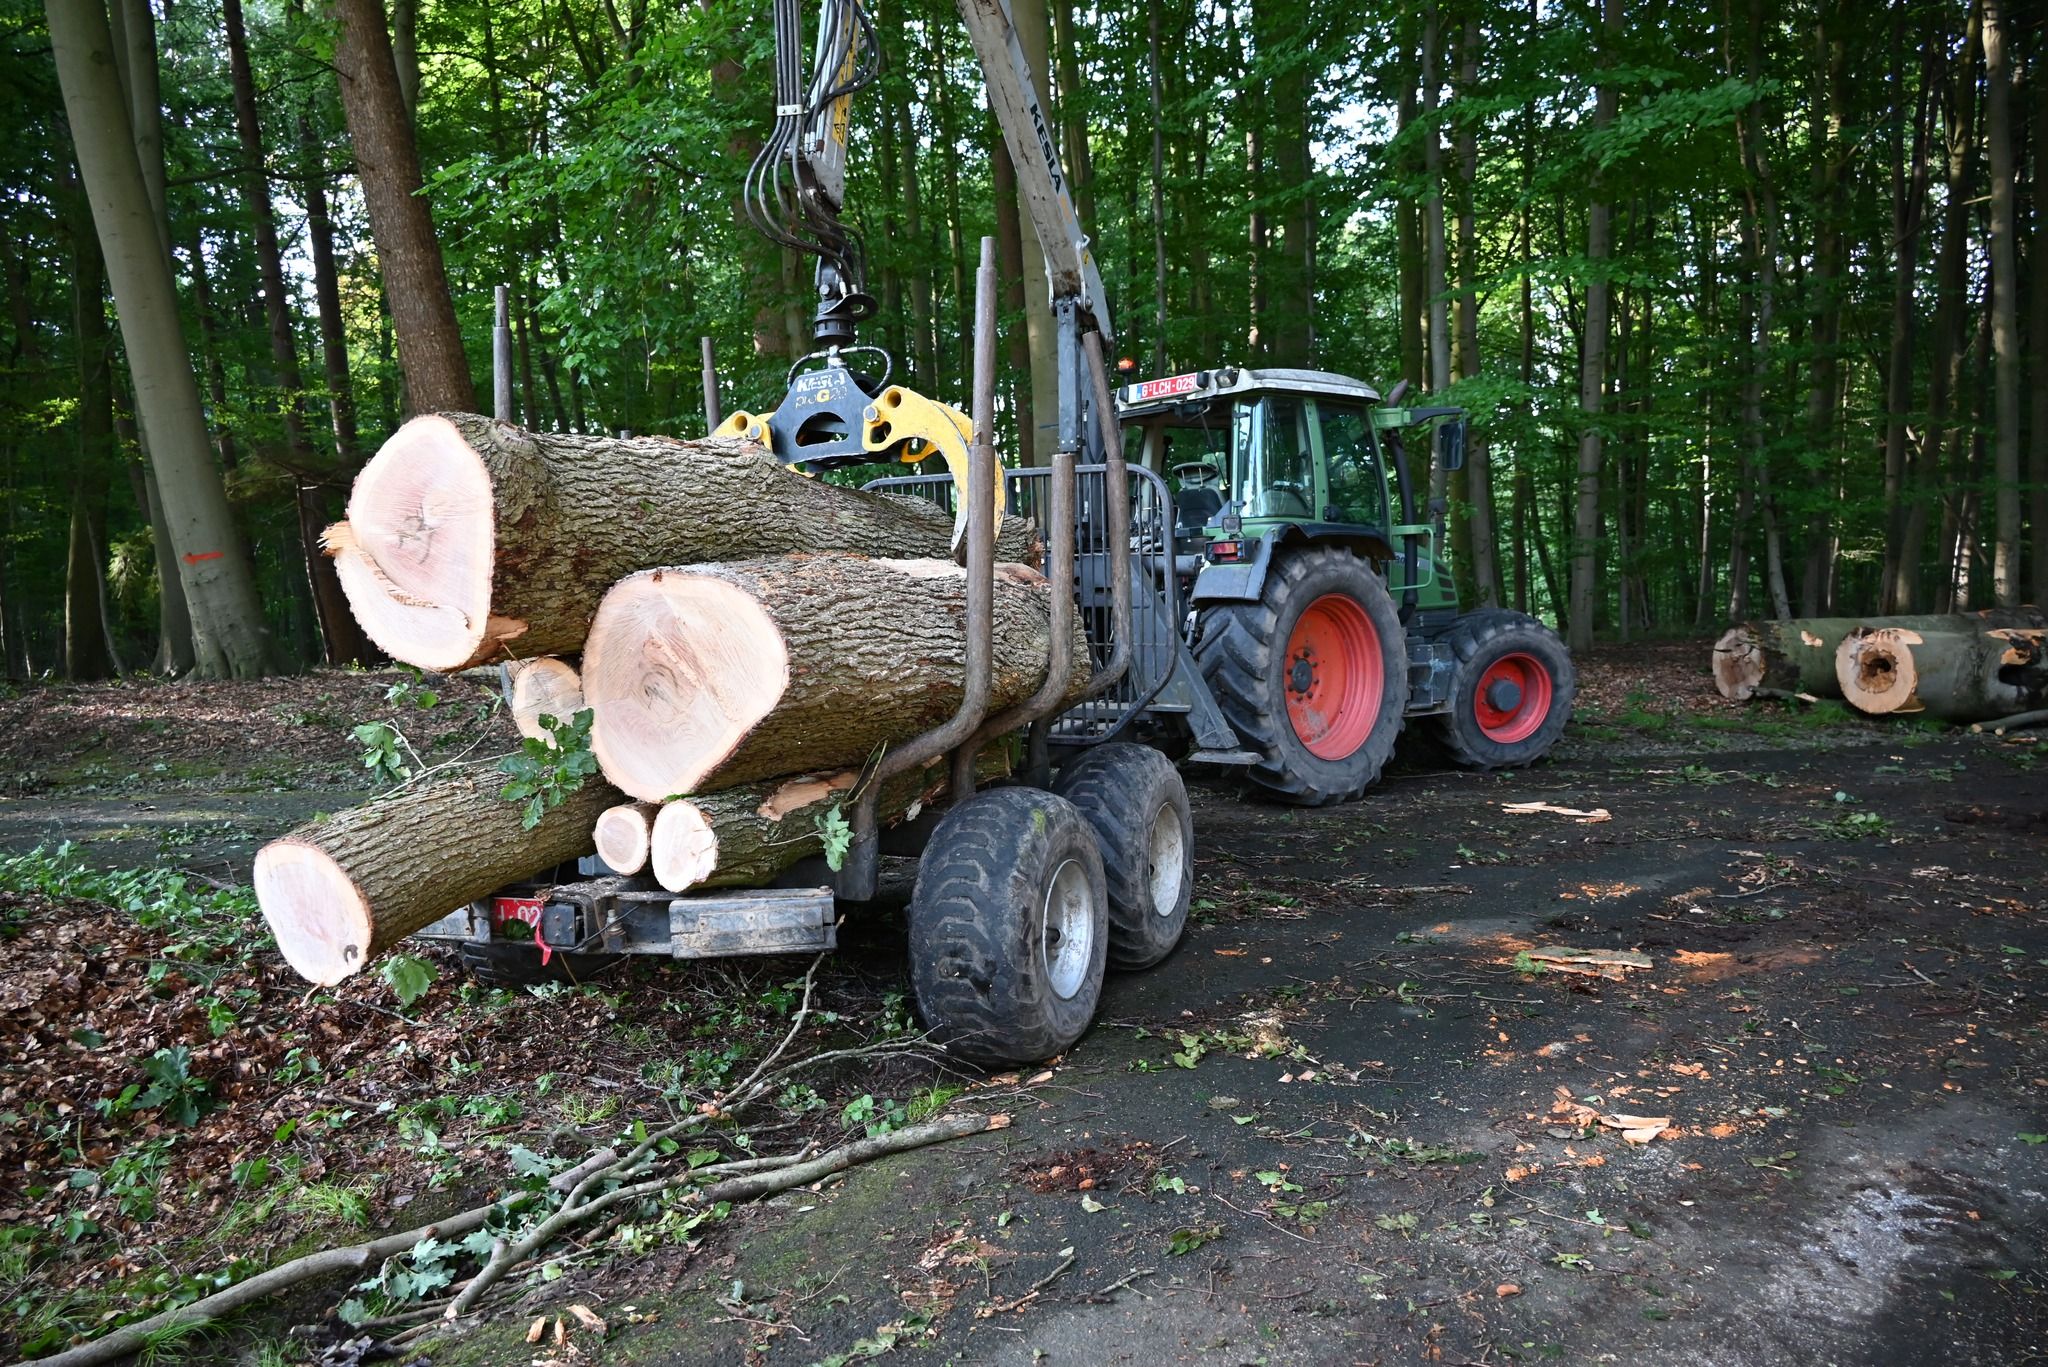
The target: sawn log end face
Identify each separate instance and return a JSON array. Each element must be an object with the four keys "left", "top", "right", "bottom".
[{"left": 253, "top": 839, "right": 375, "bottom": 986}]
